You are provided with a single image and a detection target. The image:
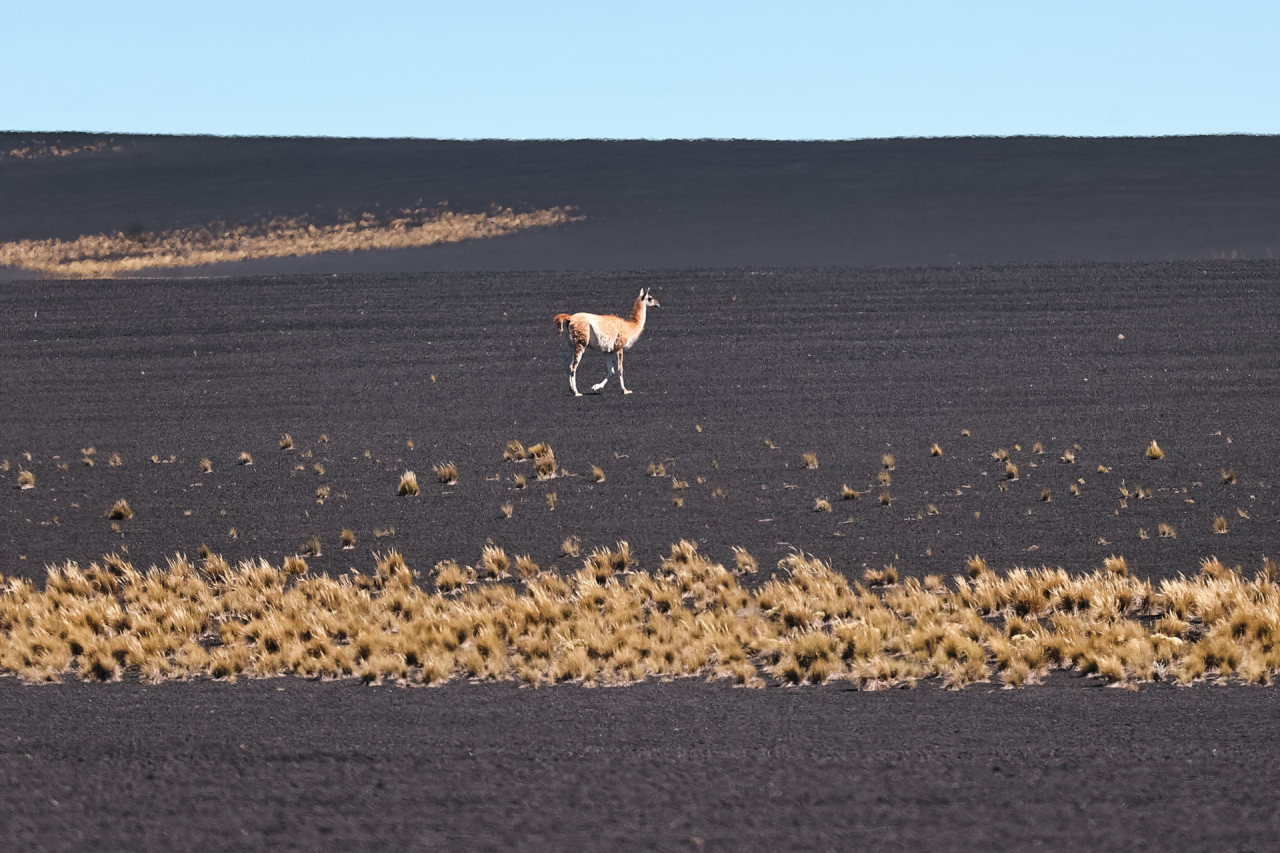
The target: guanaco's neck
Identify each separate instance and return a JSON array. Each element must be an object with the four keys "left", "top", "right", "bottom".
[{"left": 630, "top": 297, "right": 647, "bottom": 328}]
